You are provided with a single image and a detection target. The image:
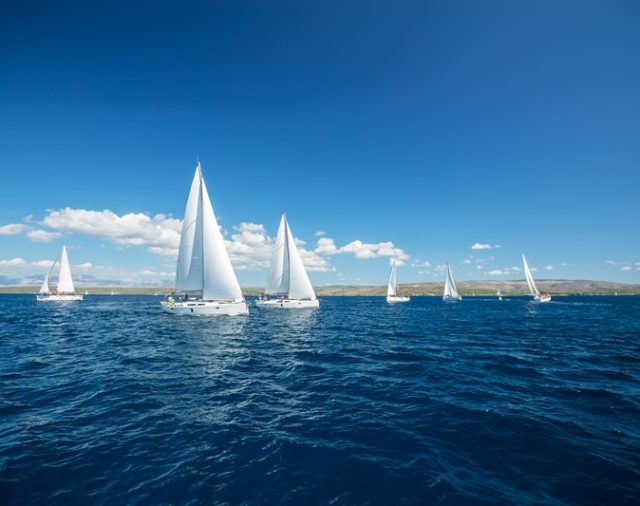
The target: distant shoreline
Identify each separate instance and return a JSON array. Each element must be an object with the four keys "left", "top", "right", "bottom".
[{"left": 2, "top": 280, "right": 639, "bottom": 296}]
